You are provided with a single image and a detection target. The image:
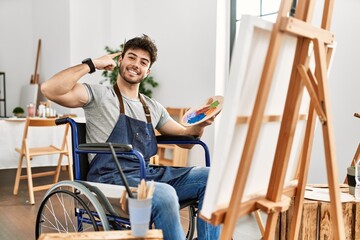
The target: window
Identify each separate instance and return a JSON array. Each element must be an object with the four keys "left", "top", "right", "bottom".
[{"left": 230, "top": 0, "right": 297, "bottom": 55}]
